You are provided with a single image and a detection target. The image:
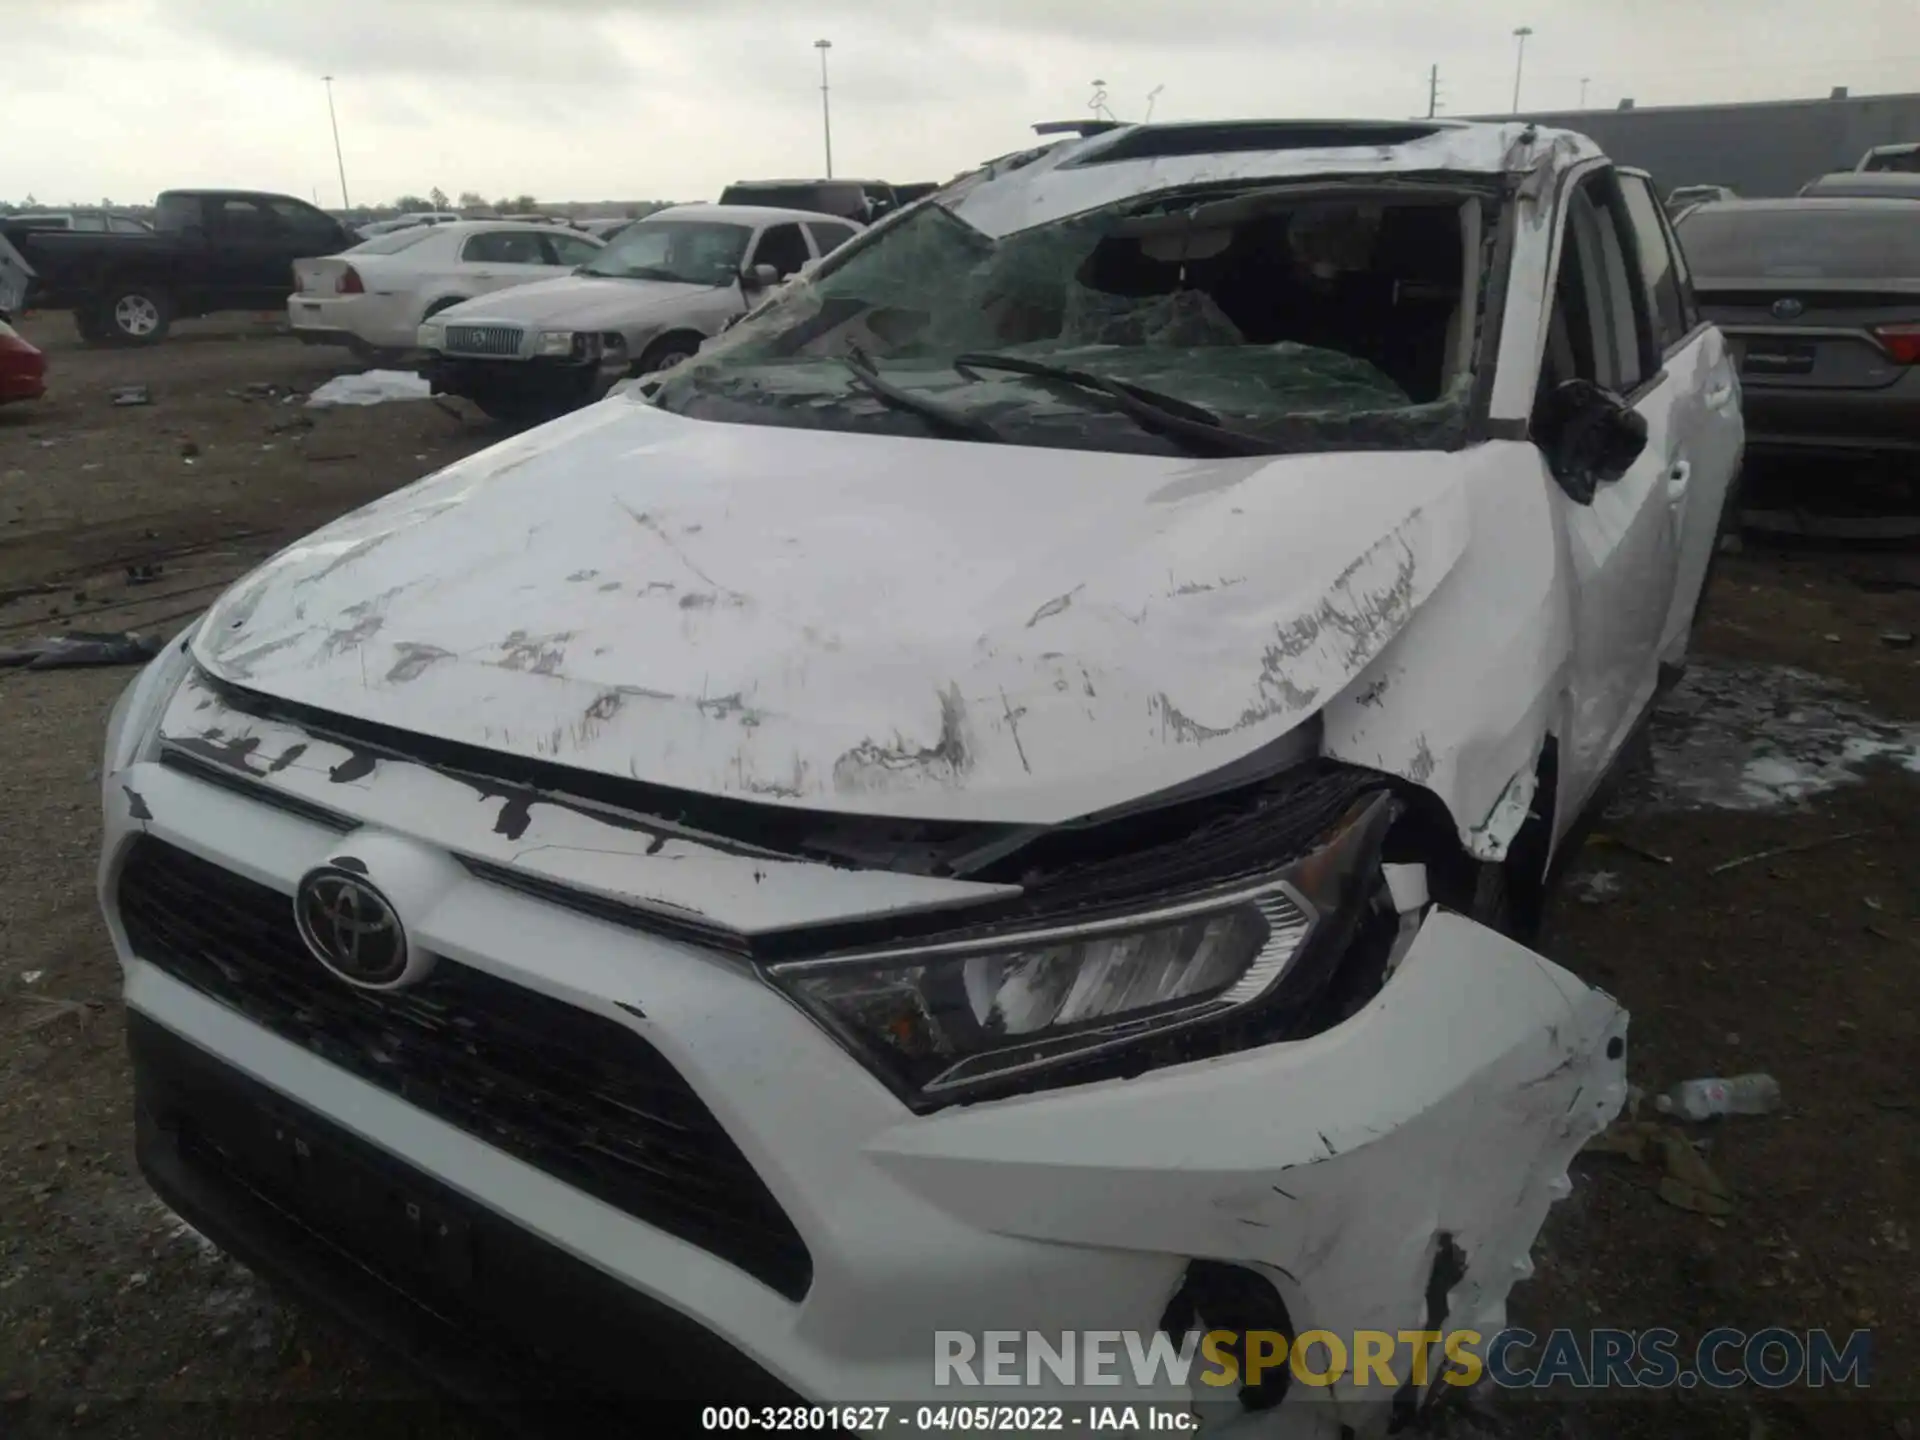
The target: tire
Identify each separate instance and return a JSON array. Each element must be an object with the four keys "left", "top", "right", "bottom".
[
  {"left": 635, "top": 333, "right": 701, "bottom": 376},
  {"left": 421, "top": 296, "right": 465, "bottom": 321},
  {"left": 97, "top": 284, "right": 173, "bottom": 346}
]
